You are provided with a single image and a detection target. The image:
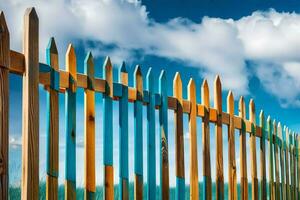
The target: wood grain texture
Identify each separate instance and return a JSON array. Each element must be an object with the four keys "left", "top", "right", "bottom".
[
  {"left": 103, "top": 57, "right": 114, "bottom": 200},
  {"left": 146, "top": 68, "right": 156, "bottom": 200},
  {"left": 267, "top": 116, "right": 275, "bottom": 200},
  {"left": 173, "top": 72, "right": 185, "bottom": 200},
  {"left": 239, "top": 97, "right": 248, "bottom": 200},
  {"left": 259, "top": 111, "right": 267, "bottom": 200},
  {"left": 134, "top": 65, "right": 143, "bottom": 199},
  {"left": 188, "top": 78, "right": 198, "bottom": 200},
  {"left": 202, "top": 79, "right": 212, "bottom": 200},
  {"left": 45, "top": 37, "right": 59, "bottom": 200},
  {"left": 119, "top": 62, "right": 129, "bottom": 200},
  {"left": 227, "top": 91, "right": 237, "bottom": 200},
  {"left": 22, "top": 8, "right": 39, "bottom": 200},
  {"left": 273, "top": 120, "right": 280, "bottom": 199},
  {"left": 159, "top": 70, "right": 169, "bottom": 200},
  {"left": 65, "top": 44, "right": 77, "bottom": 200},
  {"left": 214, "top": 75, "right": 224, "bottom": 200},
  {"left": 290, "top": 131, "right": 295, "bottom": 200},
  {"left": 84, "top": 52, "right": 96, "bottom": 198},
  {"left": 249, "top": 99, "right": 258, "bottom": 200},
  {"left": 0, "top": 11, "right": 9, "bottom": 200},
  {"left": 278, "top": 123, "right": 285, "bottom": 200}
]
